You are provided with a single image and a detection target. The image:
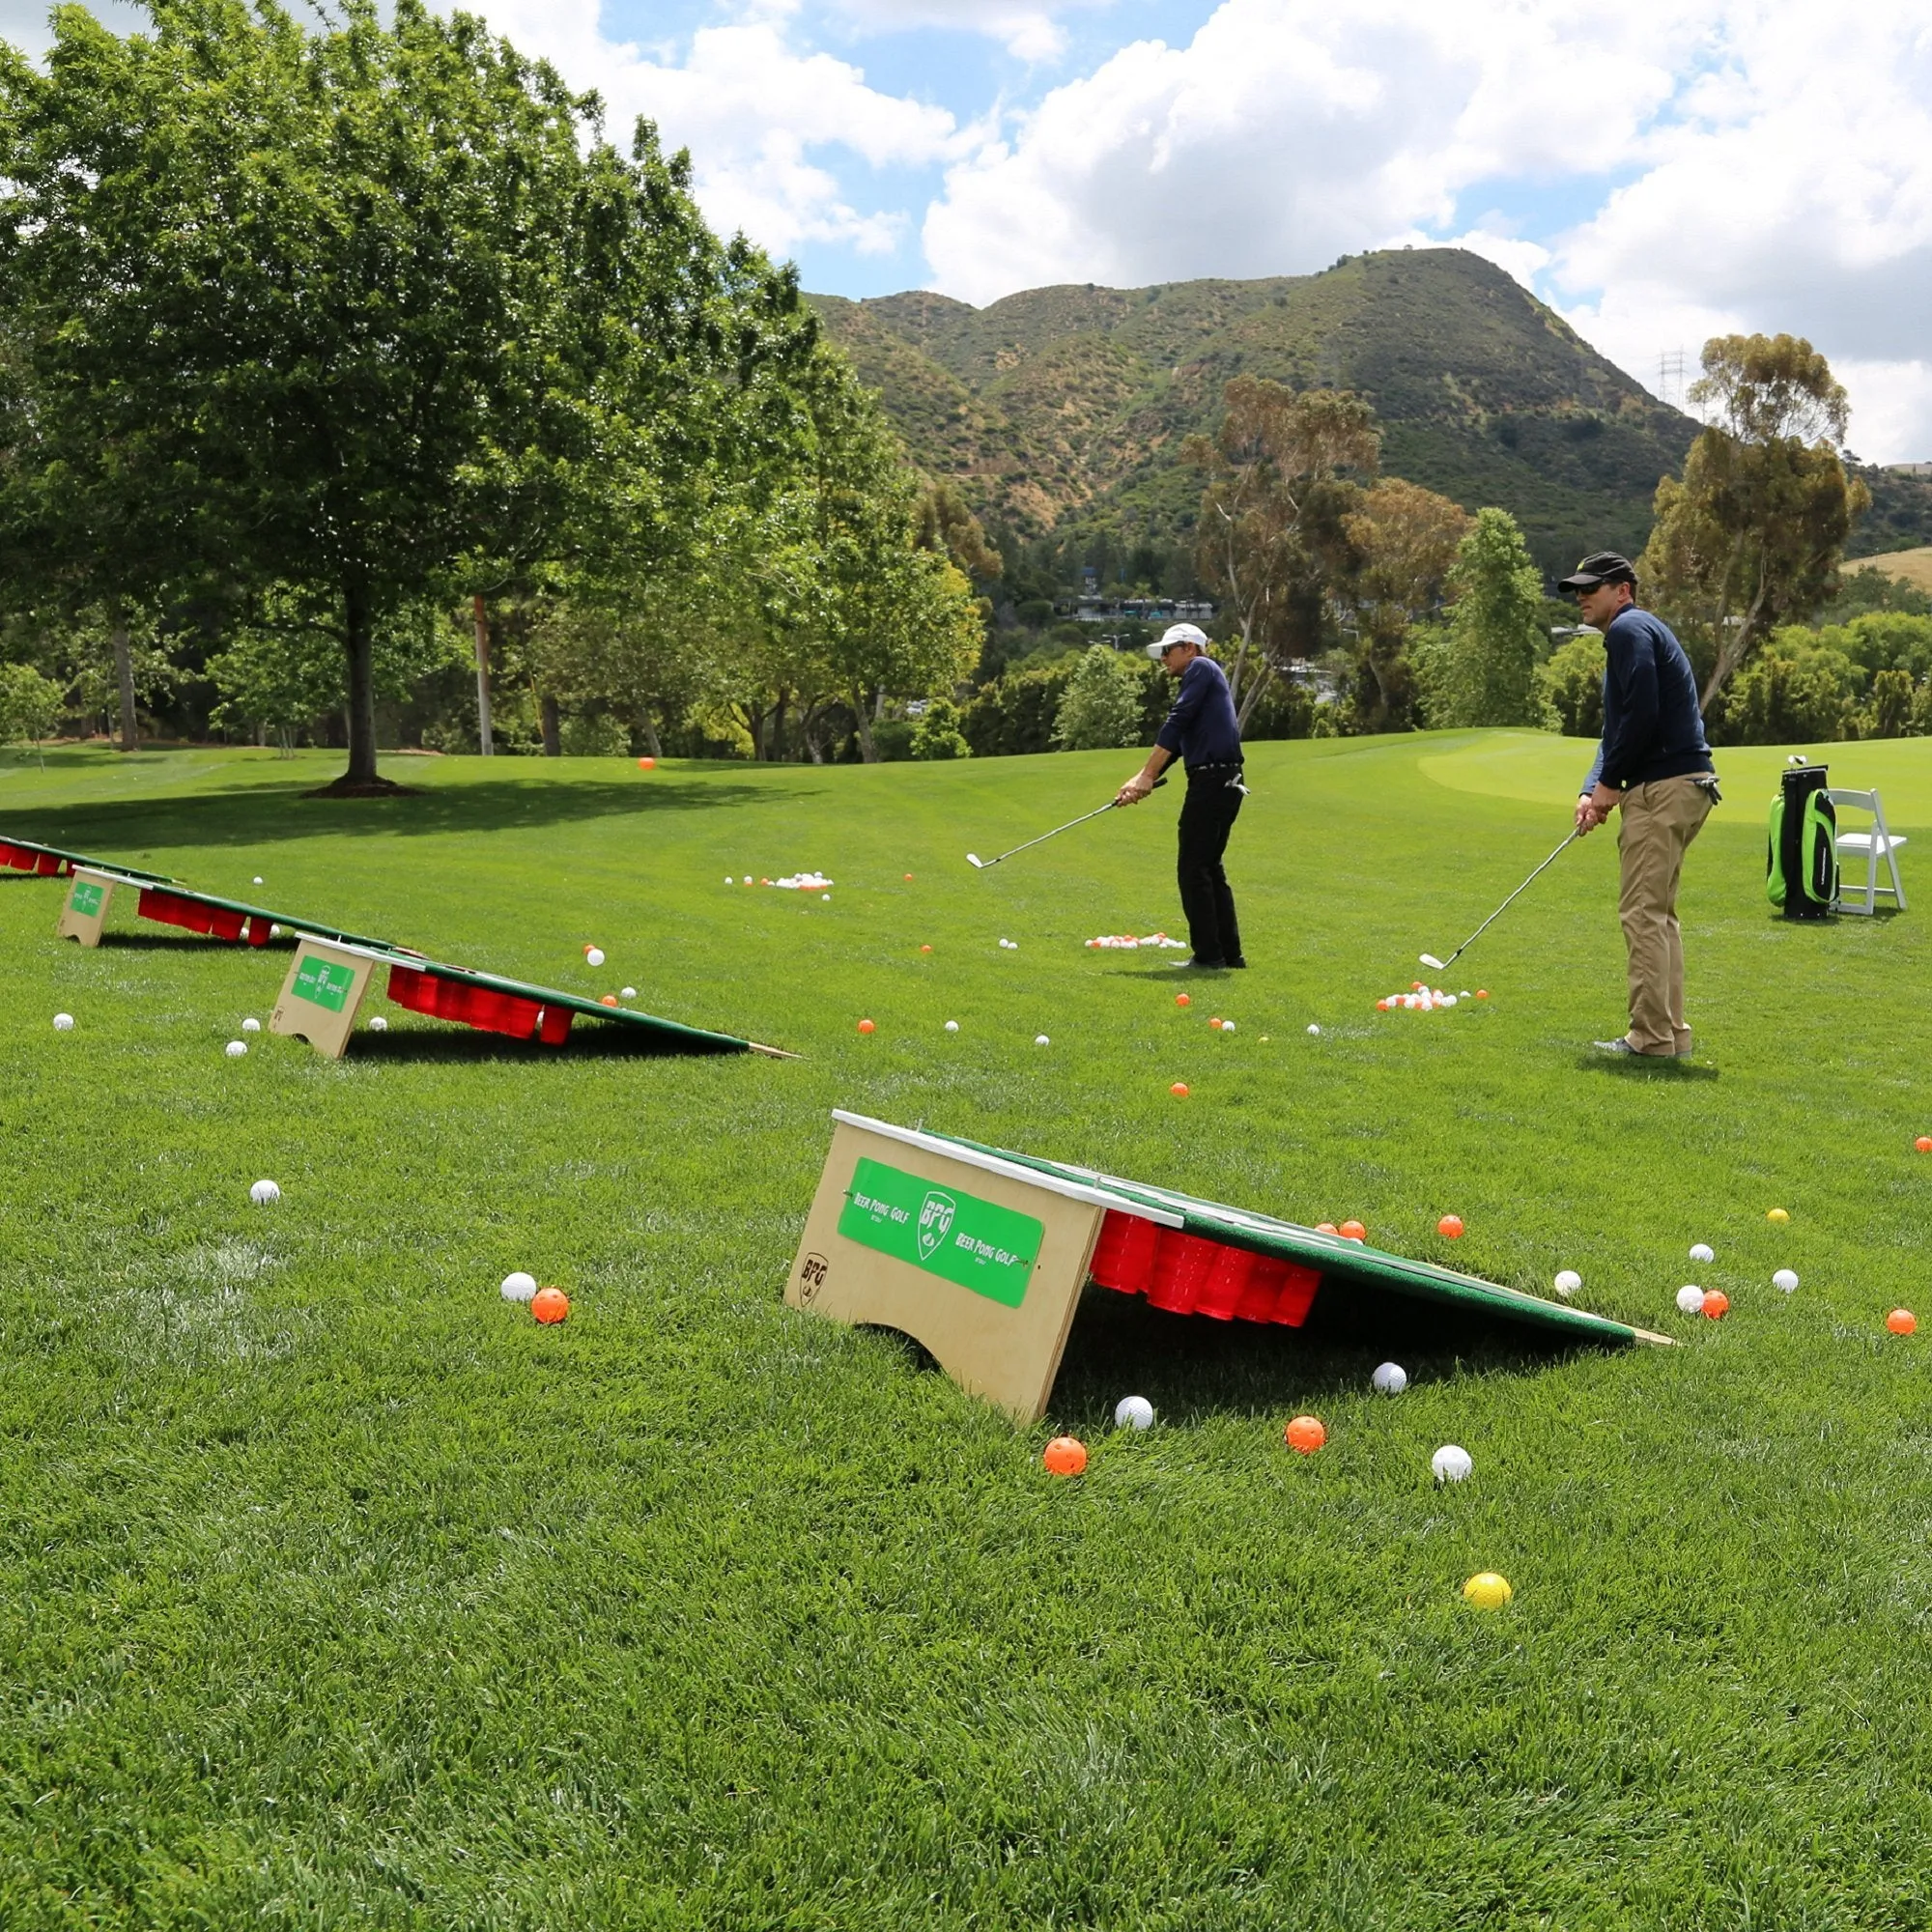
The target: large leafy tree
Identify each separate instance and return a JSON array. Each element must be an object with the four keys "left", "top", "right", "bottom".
[
  {"left": 1341, "top": 477, "right": 1470, "bottom": 730},
  {"left": 0, "top": 0, "right": 811, "bottom": 790},
  {"left": 1639, "top": 334, "right": 1870, "bottom": 715},
  {"left": 1415, "top": 508, "right": 1548, "bottom": 728}
]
